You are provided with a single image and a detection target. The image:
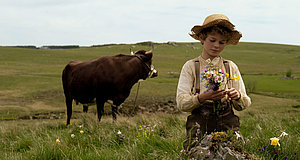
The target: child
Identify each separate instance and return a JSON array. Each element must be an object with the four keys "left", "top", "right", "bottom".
[{"left": 176, "top": 14, "right": 251, "bottom": 150}]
